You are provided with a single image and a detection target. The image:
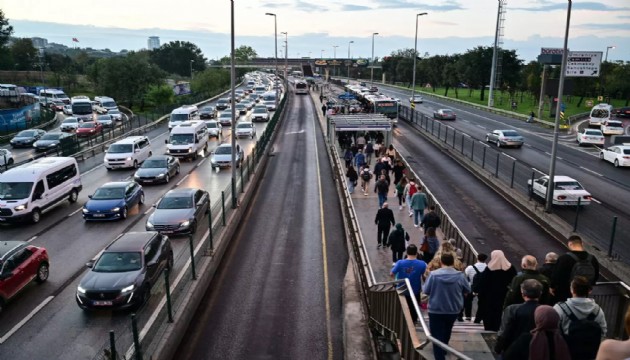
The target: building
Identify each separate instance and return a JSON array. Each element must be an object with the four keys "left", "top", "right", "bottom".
[
  {"left": 147, "top": 36, "right": 160, "bottom": 50},
  {"left": 31, "top": 37, "right": 48, "bottom": 49}
]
